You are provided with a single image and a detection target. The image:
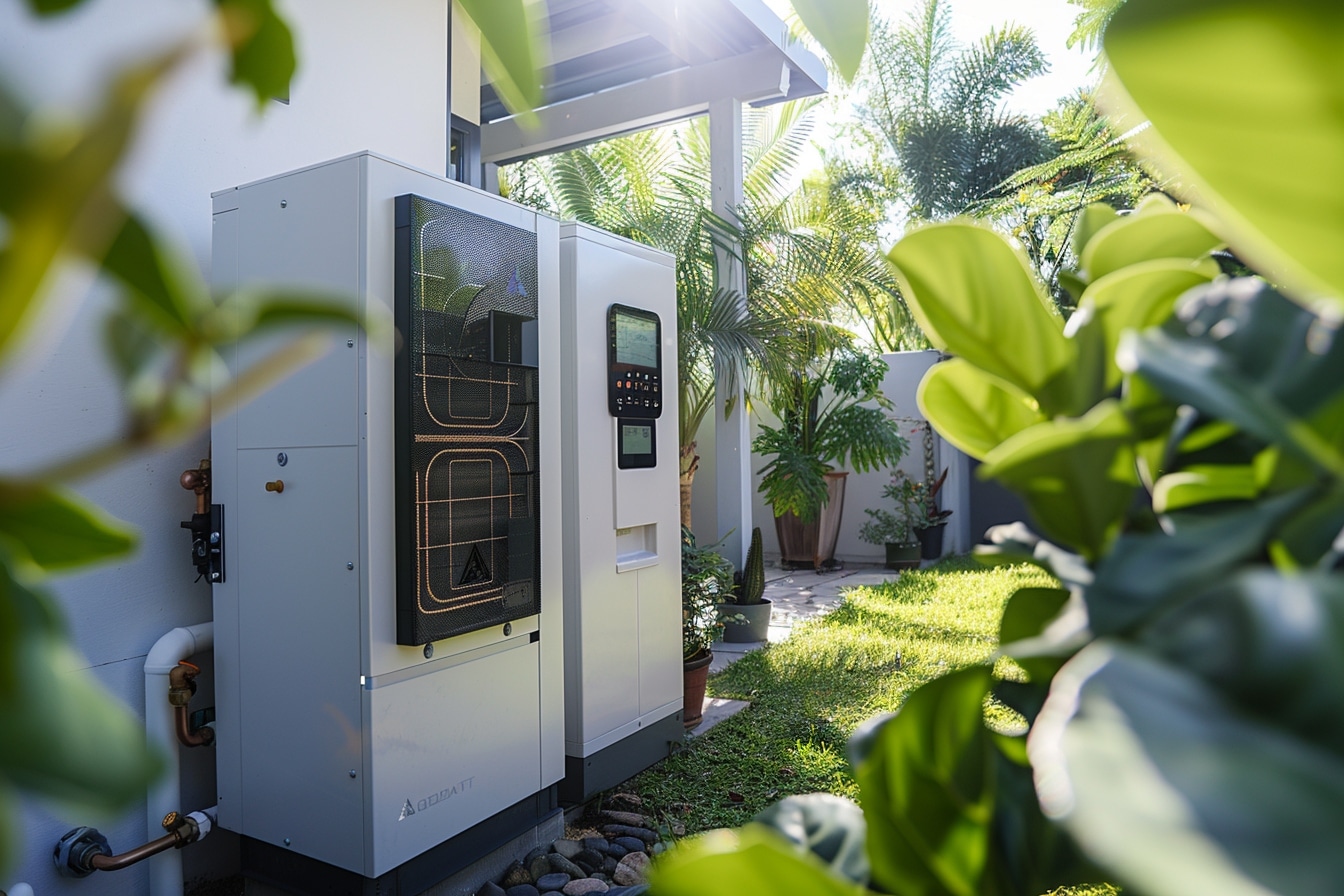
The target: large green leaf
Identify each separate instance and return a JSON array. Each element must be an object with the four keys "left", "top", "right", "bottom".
[
  {"left": 0, "top": 568, "right": 162, "bottom": 814},
  {"left": 1104, "top": 0, "right": 1344, "bottom": 307},
  {"left": 790, "top": 0, "right": 870, "bottom": 83},
  {"left": 1069, "top": 202, "right": 1121, "bottom": 263},
  {"left": 0, "top": 481, "right": 136, "bottom": 574},
  {"left": 458, "top": 0, "right": 545, "bottom": 121},
  {"left": 851, "top": 667, "right": 996, "bottom": 896},
  {"left": 1142, "top": 570, "right": 1344, "bottom": 757},
  {"left": 1077, "top": 257, "right": 1216, "bottom": 392},
  {"left": 1151, "top": 464, "right": 1259, "bottom": 513},
  {"left": 102, "top": 211, "right": 207, "bottom": 334},
  {"left": 652, "top": 824, "right": 866, "bottom": 896},
  {"left": 888, "top": 223, "right": 1075, "bottom": 415},
  {"left": 753, "top": 793, "right": 870, "bottom": 885},
  {"left": 1030, "top": 643, "right": 1344, "bottom": 896},
  {"left": 981, "top": 401, "right": 1139, "bottom": 560},
  {"left": 998, "top": 586, "right": 1078, "bottom": 684},
  {"left": 918, "top": 359, "right": 1045, "bottom": 460},
  {"left": 1085, "top": 488, "right": 1314, "bottom": 635},
  {"left": 1125, "top": 280, "right": 1344, "bottom": 475},
  {"left": 1079, "top": 198, "right": 1223, "bottom": 282},
  {"left": 999, "top": 587, "right": 1073, "bottom": 648},
  {"left": 212, "top": 0, "right": 297, "bottom": 107}
]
